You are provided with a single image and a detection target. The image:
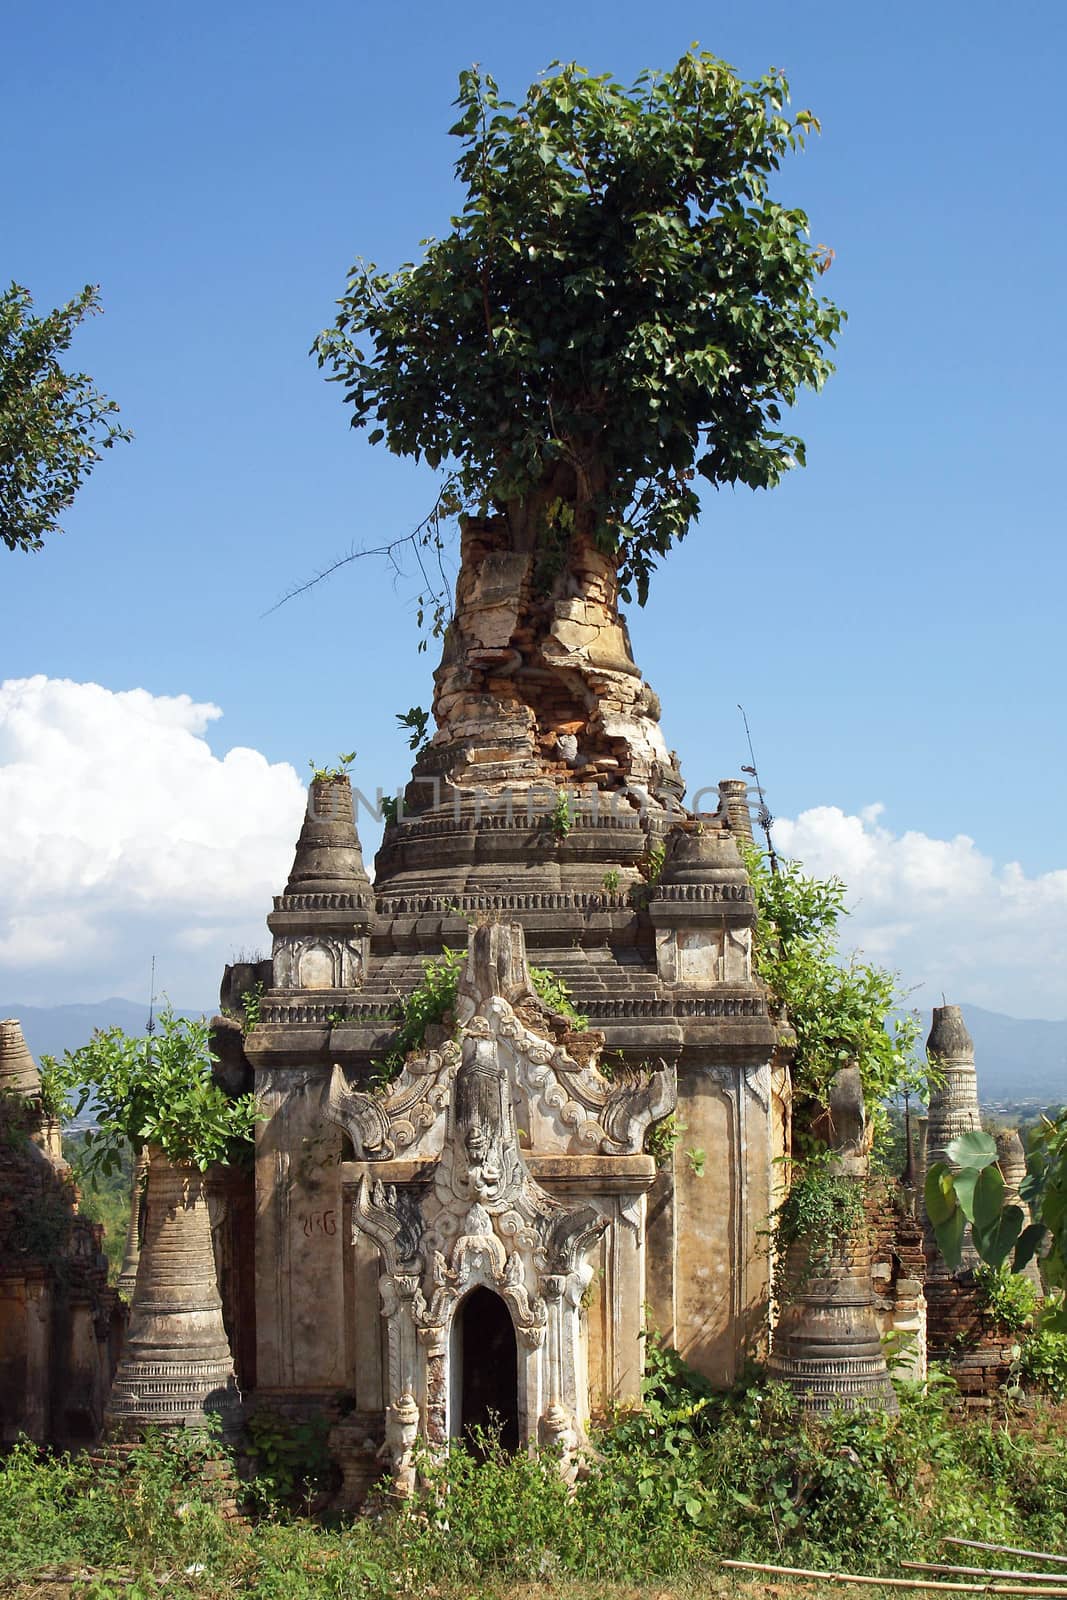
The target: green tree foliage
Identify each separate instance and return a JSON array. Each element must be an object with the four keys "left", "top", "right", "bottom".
[
  {"left": 315, "top": 52, "right": 843, "bottom": 605},
  {"left": 0, "top": 282, "right": 131, "bottom": 553},
  {"left": 743, "top": 846, "right": 926, "bottom": 1133},
  {"left": 43, "top": 1006, "right": 259, "bottom": 1176},
  {"left": 926, "top": 1115, "right": 1067, "bottom": 1328},
  {"left": 63, "top": 1129, "right": 134, "bottom": 1282}
]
